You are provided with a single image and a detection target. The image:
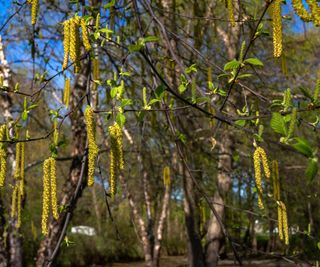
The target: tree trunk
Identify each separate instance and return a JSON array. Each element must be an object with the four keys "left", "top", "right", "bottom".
[
  {"left": 183, "top": 166, "right": 205, "bottom": 267},
  {"left": 36, "top": 59, "right": 89, "bottom": 267}
]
